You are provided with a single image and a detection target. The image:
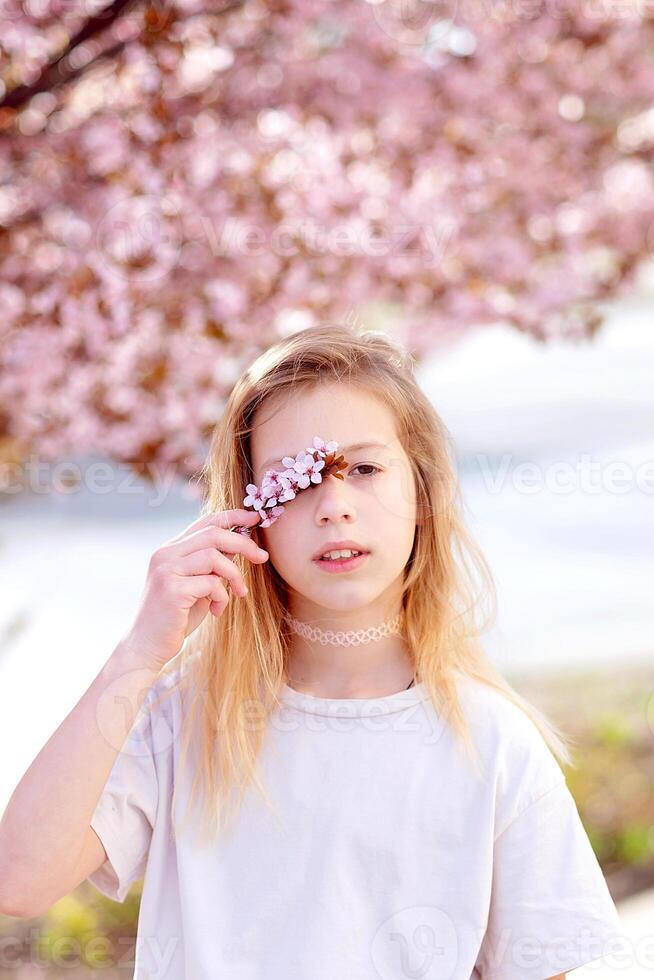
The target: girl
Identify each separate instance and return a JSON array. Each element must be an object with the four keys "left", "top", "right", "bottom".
[{"left": 0, "top": 324, "right": 626, "bottom": 979}]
